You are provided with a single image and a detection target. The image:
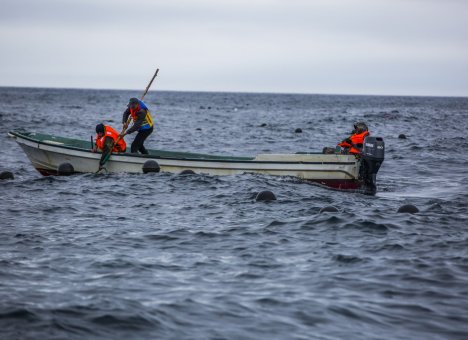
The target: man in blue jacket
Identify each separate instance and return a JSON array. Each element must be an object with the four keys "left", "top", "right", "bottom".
[{"left": 121, "top": 98, "right": 154, "bottom": 154}]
